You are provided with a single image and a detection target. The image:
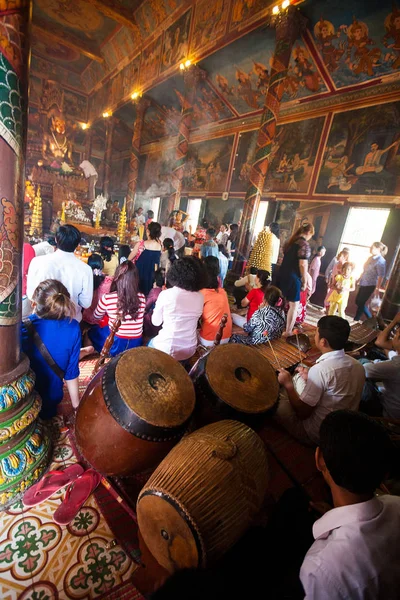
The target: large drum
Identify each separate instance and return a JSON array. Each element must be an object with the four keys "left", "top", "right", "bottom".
[
  {"left": 192, "top": 344, "right": 279, "bottom": 427},
  {"left": 75, "top": 348, "right": 196, "bottom": 476},
  {"left": 0, "top": 367, "right": 51, "bottom": 510},
  {"left": 137, "top": 420, "right": 269, "bottom": 573}
]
